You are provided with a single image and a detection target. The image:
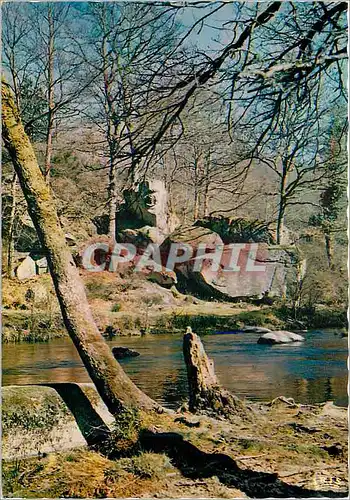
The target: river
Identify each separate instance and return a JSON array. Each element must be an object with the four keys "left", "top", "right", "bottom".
[{"left": 2, "top": 329, "right": 347, "bottom": 409}]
